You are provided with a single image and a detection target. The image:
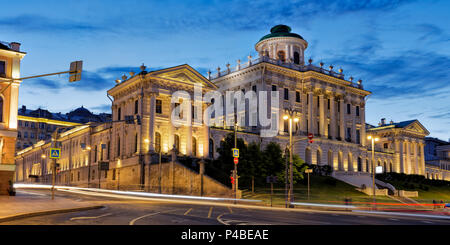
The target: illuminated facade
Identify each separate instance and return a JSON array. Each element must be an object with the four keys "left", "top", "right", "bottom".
[
  {"left": 15, "top": 25, "right": 436, "bottom": 193},
  {"left": 0, "top": 41, "right": 25, "bottom": 194}
]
